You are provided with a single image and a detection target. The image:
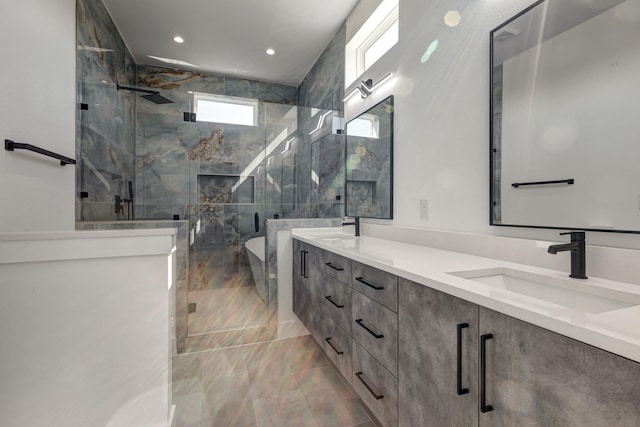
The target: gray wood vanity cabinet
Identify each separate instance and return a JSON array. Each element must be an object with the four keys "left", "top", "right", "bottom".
[
  {"left": 399, "top": 277, "right": 640, "bottom": 427},
  {"left": 293, "top": 241, "right": 354, "bottom": 380},
  {"left": 292, "top": 240, "right": 323, "bottom": 343},
  {"left": 398, "top": 278, "right": 479, "bottom": 427}
]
